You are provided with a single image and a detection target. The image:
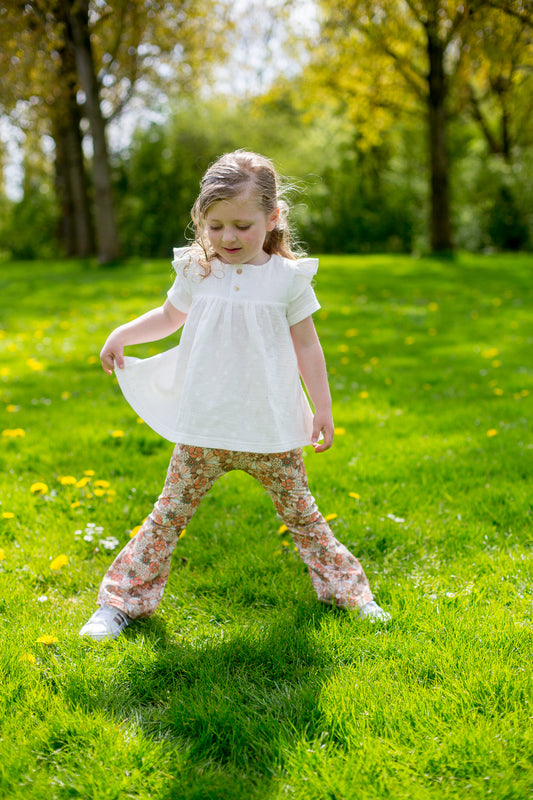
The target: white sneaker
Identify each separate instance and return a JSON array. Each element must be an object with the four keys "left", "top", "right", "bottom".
[
  {"left": 358, "top": 600, "right": 391, "bottom": 623},
  {"left": 79, "top": 605, "right": 131, "bottom": 641}
]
